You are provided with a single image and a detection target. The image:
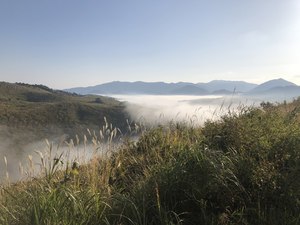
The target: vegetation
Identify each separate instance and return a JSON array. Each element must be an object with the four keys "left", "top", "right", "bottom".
[
  {"left": 1, "top": 93, "right": 300, "bottom": 224},
  {"left": 0, "top": 82, "right": 128, "bottom": 139}
]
